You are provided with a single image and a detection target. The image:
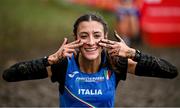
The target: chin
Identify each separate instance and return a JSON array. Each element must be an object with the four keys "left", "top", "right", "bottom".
[
  {"left": 84, "top": 54, "right": 99, "bottom": 61},
  {"left": 81, "top": 50, "right": 101, "bottom": 61}
]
